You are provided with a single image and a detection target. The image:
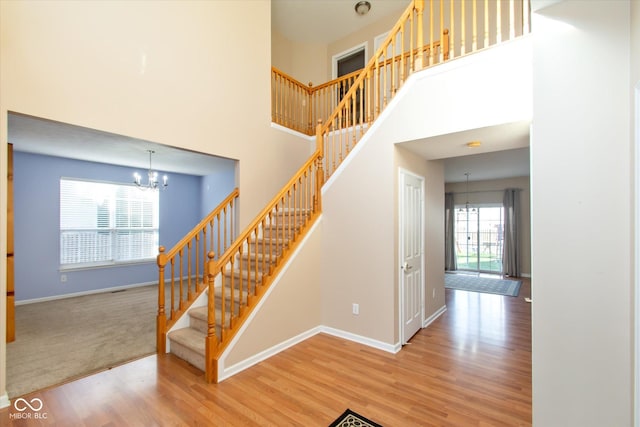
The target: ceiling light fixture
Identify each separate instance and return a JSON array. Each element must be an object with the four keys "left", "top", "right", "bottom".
[
  {"left": 459, "top": 172, "right": 476, "bottom": 213},
  {"left": 354, "top": 1, "right": 371, "bottom": 15},
  {"left": 134, "top": 150, "right": 168, "bottom": 191}
]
